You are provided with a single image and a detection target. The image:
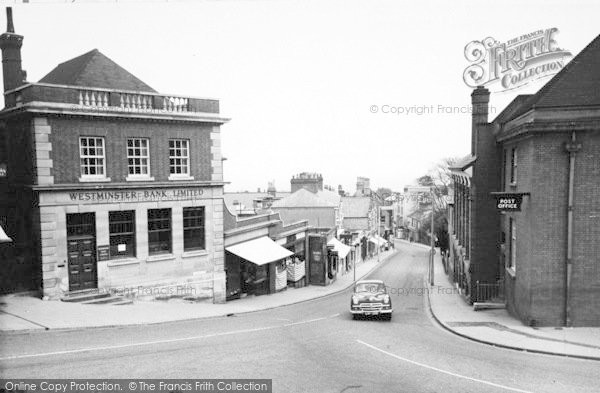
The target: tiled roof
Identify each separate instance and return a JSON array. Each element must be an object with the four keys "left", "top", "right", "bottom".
[
  {"left": 341, "top": 197, "right": 371, "bottom": 217},
  {"left": 39, "top": 49, "right": 156, "bottom": 92},
  {"left": 492, "top": 94, "right": 533, "bottom": 124},
  {"left": 503, "top": 34, "right": 600, "bottom": 121},
  {"left": 271, "top": 188, "right": 340, "bottom": 208}
]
